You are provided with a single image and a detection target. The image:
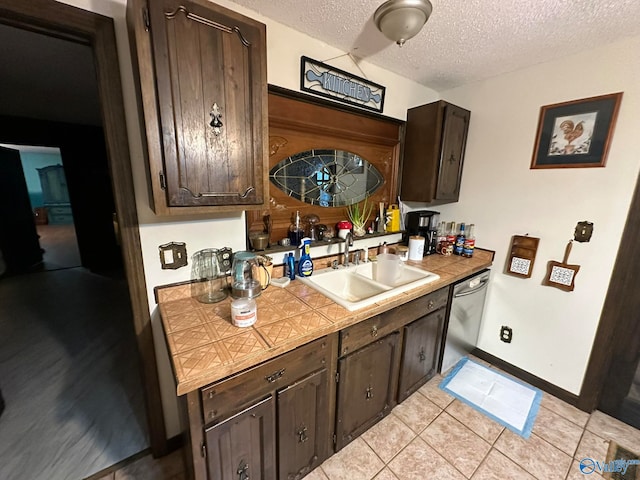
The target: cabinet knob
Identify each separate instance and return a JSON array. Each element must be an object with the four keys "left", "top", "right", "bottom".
[
  {"left": 365, "top": 386, "right": 374, "bottom": 400},
  {"left": 418, "top": 348, "right": 426, "bottom": 362},
  {"left": 371, "top": 325, "right": 378, "bottom": 337},
  {"left": 427, "top": 300, "right": 435, "bottom": 310}
]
